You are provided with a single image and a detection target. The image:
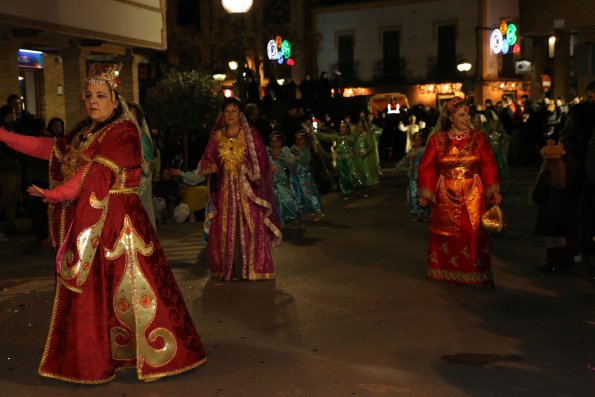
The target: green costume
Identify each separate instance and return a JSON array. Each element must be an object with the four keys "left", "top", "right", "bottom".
[{"left": 315, "top": 128, "right": 363, "bottom": 195}]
